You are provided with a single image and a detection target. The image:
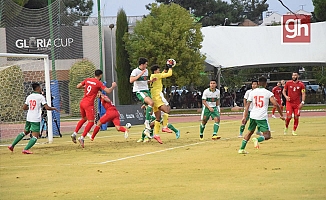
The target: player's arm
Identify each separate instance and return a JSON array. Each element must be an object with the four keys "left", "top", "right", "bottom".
[
  {"left": 202, "top": 99, "right": 213, "bottom": 112},
  {"left": 44, "top": 104, "right": 58, "bottom": 112},
  {"left": 130, "top": 70, "right": 145, "bottom": 83},
  {"left": 161, "top": 68, "right": 172, "bottom": 78},
  {"left": 270, "top": 96, "right": 284, "bottom": 120},
  {"left": 77, "top": 80, "right": 85, "bottom": 89},
  {"left": 300, "top": 85, "right": 306, "bottom": 108},
  {"left": 216, "top": 99, "right": 221, "bottom": 113},
  {"left": 23, "top": 104, "right": 28, "bottom": 110},
  {"left": 103, "top": 82, "right": 117, "bottom": 94},
  {"left": 282, "top": 85, "right": 290, "bottom": 101},
  {"left": 241, "top": 101, "right": 251, "bottom": 124}
]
